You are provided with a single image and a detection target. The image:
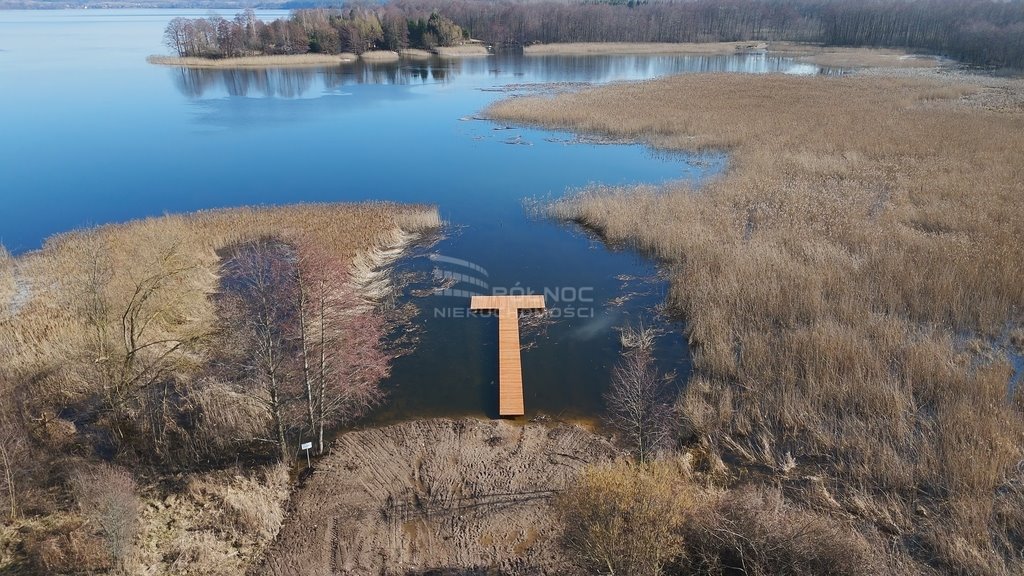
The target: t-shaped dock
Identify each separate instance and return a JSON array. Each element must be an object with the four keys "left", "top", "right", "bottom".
[{"left": 470, "top": 295, "right": 546, "bottom": 416}]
